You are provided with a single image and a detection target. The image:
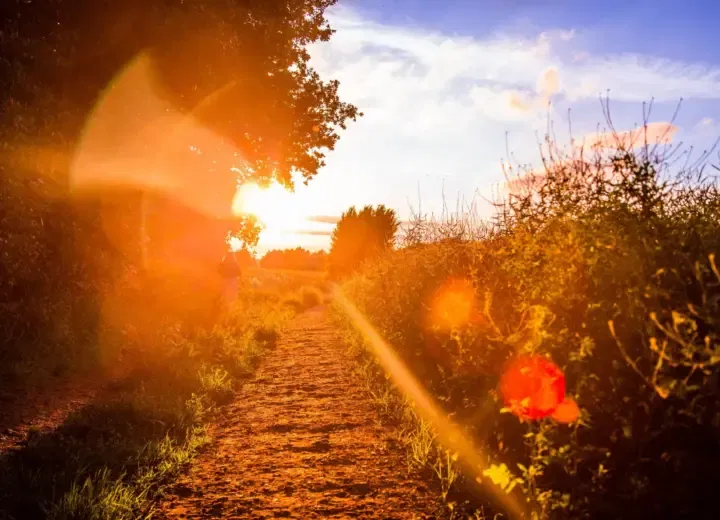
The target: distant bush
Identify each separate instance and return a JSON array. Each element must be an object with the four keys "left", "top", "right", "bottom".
[
  {"left": 328, "top": 205, "right": 399, "bottom": 279},
  {"left": 280, "top": 285, "right": 326, "bottom": 314},
  {"left": 260, "top": 247, "right": 327, "bottom": 271},
  {"left": 336, "top": 118, "right": 720, "bottom": 519},
  {"left": 299, "top": 286, "right": 325, "bottom": 308}
]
